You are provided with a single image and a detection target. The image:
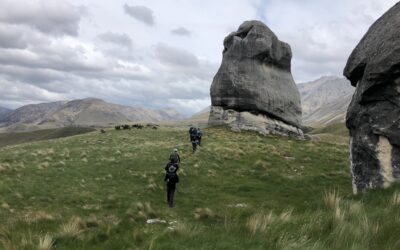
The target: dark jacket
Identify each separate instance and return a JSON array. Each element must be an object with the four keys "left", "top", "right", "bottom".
[
  {"left": 165, "top": 162, "right": 179, "bottom": 173},
  {"left": 164, "top": 172, "right": 179, "bottom": 189}
]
